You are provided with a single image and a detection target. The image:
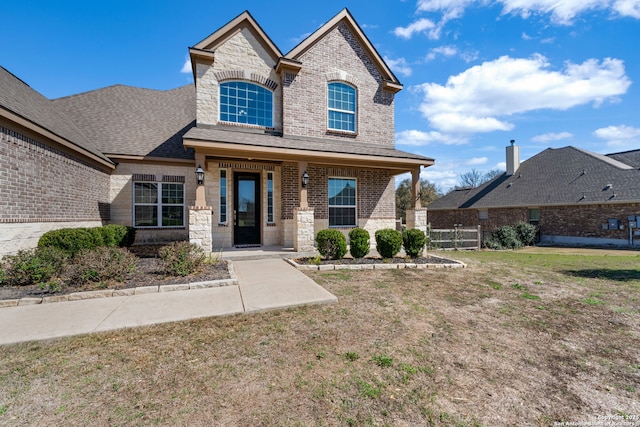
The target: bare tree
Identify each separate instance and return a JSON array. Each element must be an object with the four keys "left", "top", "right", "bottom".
[
  {"left": 395, "top": 178, "right": 442, "bottom": 222},
  {"left": 459, "top": 169, "right": 484, "bottom": 188}
]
